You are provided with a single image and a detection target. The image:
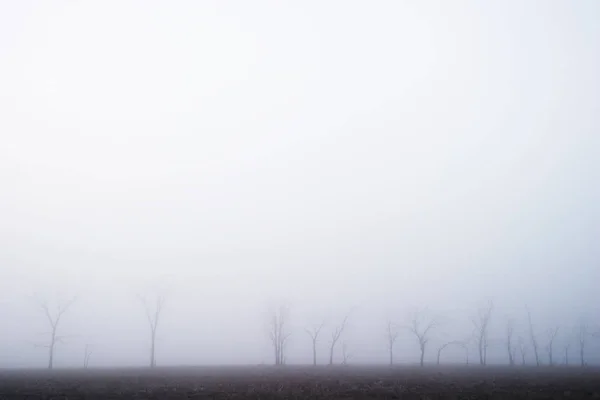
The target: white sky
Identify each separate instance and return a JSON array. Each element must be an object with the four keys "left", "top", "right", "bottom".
[{"left": 1, "top": 1, "right": 599, "bottom": 368}]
